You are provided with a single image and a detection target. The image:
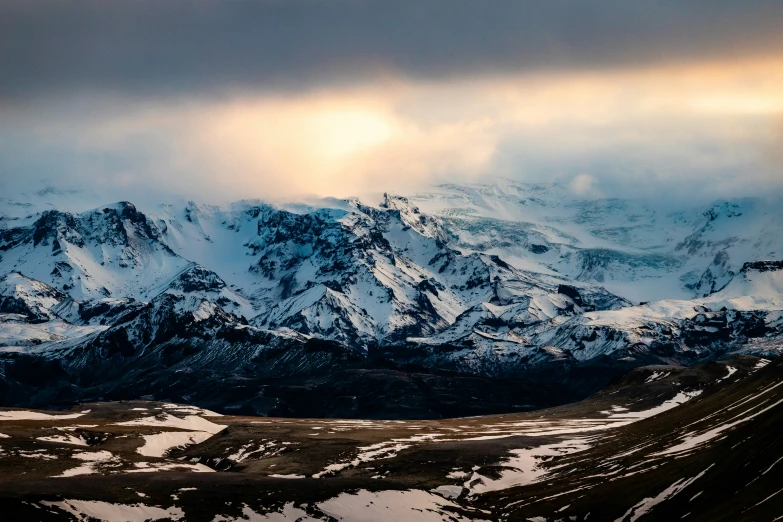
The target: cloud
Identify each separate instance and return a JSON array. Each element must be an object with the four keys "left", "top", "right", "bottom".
[
  {"left": 2, "top": 0, "right": 783, "bottom": 101},
  {"left": 182, "top": 93, "right": 497, "bottom": 199},
  {"left": 2, "top": 42, "right": 783, "bottom": 204},
  {"left": 772, "top": 116, "right": 783, "bottom": 158},
  {"left": 569, "top": 174, "right": 599, "bottom": 197},
  {"left": 0, "top": 88, "right": 498, "bottom": 203}
]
